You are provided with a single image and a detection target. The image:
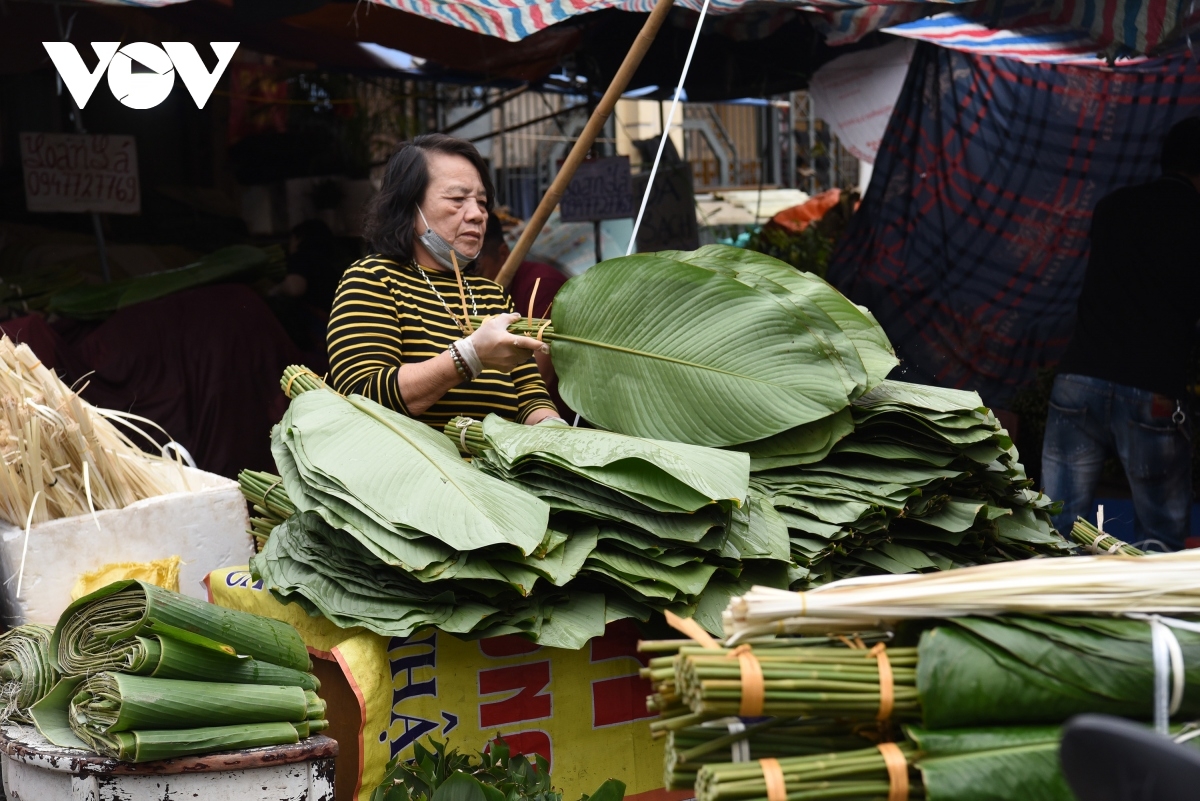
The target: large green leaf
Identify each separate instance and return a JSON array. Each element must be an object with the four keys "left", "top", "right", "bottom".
[
  {"left": 550, "top": 255, "right": 852, "bottom": 446},
  {"left": 668, "top": 245, "right": 898, "bottom": 391},
  {"left": 477, "top": 414, "right": 749, "bottom": 511},
  {"left": 282, "top": 390, "right": 549, "bottom": 555}
]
